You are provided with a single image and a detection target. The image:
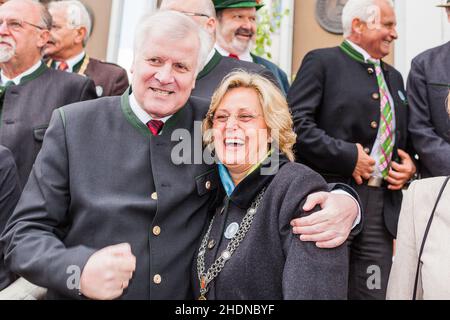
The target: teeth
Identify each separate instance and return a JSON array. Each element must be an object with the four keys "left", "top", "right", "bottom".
[
  {"left": 225, "top": 139, "right": 244, "bottom": 146},
  {"left": 151, "top": 88, "right": 172, "bottom": 96}
]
